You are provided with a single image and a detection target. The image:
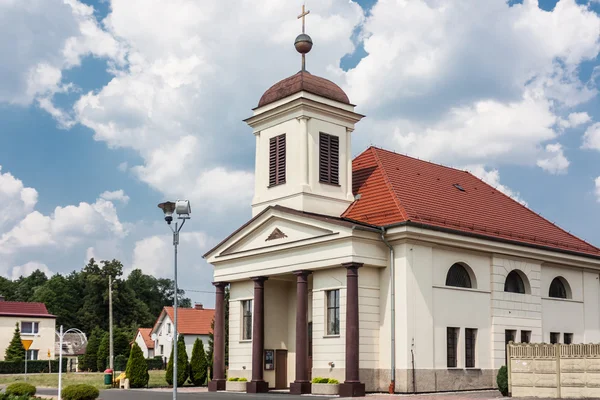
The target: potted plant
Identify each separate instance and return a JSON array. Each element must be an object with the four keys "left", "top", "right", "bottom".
[
  {"left": 226, "top": 377, "right": 248, "bottom": 392},
  {"left": 311, "top": 377, "right": 339, "bottom": 395}
]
